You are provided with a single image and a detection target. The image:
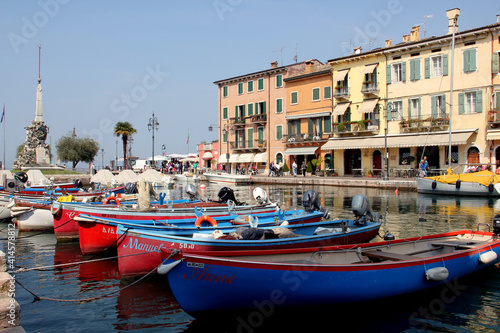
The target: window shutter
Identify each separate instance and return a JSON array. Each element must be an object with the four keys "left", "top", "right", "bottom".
[
  {"left": 442, "top": 94, "right": 446, "bottom": 113},
  {"left": 277, "top": 126, "right": 282, "bottom": 140},
  {"left": 497, "top": 92, "right": 500, "bottom": 112},
  {"left": 409, "top": 60, "right": 415, "bottom": 80},
  {"left": 308, "top": 118, "right": 313, "bottom": 136},
  {"left": 262, "top": 101, "right": 266, "bottom": 114},
  {"left": 276, "top": 99, "right": 282, "bottom": 113},
  {"left": 324, "top": 116, "right": 332, "bottom": 132},
  {"left": 386, "top": 65, "right": 391, "bottom": 84},
  {"left": 418, "top": 98, "right": 422, "bottom": 118},
  {"left": 458, "top": 93, "right": 465, "bottom": 114},
  {"left": 223, "top": 107, "right": 228, "bottom": 119},
  {"left": 241, "top": 104, "right": 245, "bottom": 117},
  {"left": 431, "top": 96, "right": 437, "bottom": 117},
  {"left": 324, "top": 86, "right": 331, "bottom": 99},
  {"left": 415, "top": 59, "right": 421, "bottom": 80},
  {"left": 288, "top": 122, "right": 293, "bottom": 137},
  {"left": 442, "top": 55, "right": 448, "bottom": 76},
  {"left": 276, "top": 75, "right": 282, "bottom": 87},
  {"left": 493, "top": 52, "right": 499, "bottom": 74},
  {"left": 319, "top": 118, "right": 323, "bottom": 134},
  {"left": 248, "top": 103, "right": 253, "bottom": 116},
  {"left": 424, "top": 58, "right": 430, "bottom": 78},
  {"left": 470, "top": 49, "right": 477, "bottom": 72},
  {"left": 463, "top": 50, "right": 470, "bottom": 72},
  {"left": 402, "top": 62, "right": 406, "bottom": 82},
  {"left": 387, "top": 103, "right": 393, "bottom": 121},
  {"left": 476, "top": 90, "right": 483, "bottom": 113},
  {"left": 235, "top": 105, "right": 238, "bottom": 117},
  {"left": 408, "top": 98, "right": 412, "bottom": 119}
]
